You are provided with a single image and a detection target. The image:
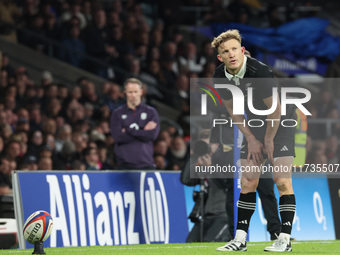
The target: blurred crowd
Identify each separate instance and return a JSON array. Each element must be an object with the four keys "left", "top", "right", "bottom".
[
  {"left": 1, "top": 0, "right": 317, "bottom": 107},
  {"left": 0, "top": 52, "right": 193, "bottom": 196},
  {"left": 0, "top": 0, "right": 339, "bottom": 196}
]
